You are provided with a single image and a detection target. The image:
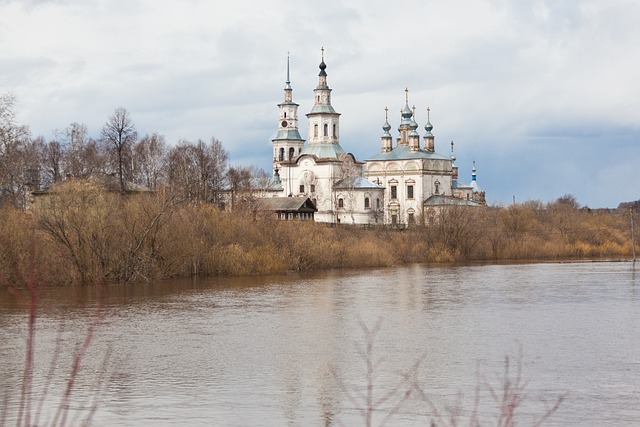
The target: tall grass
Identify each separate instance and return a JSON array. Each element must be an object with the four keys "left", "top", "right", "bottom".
[{"left": 1, "top": 183, "right": 636, "bottom": 286}]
